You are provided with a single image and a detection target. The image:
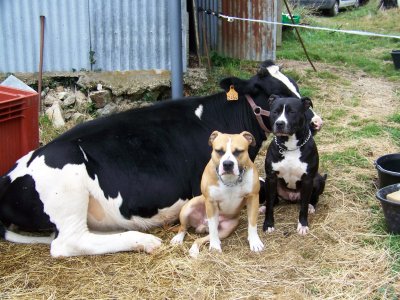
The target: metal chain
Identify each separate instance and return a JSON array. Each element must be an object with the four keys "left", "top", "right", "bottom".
[{"left": 274, "top": 130, "right": 312, "bottom": 154}]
